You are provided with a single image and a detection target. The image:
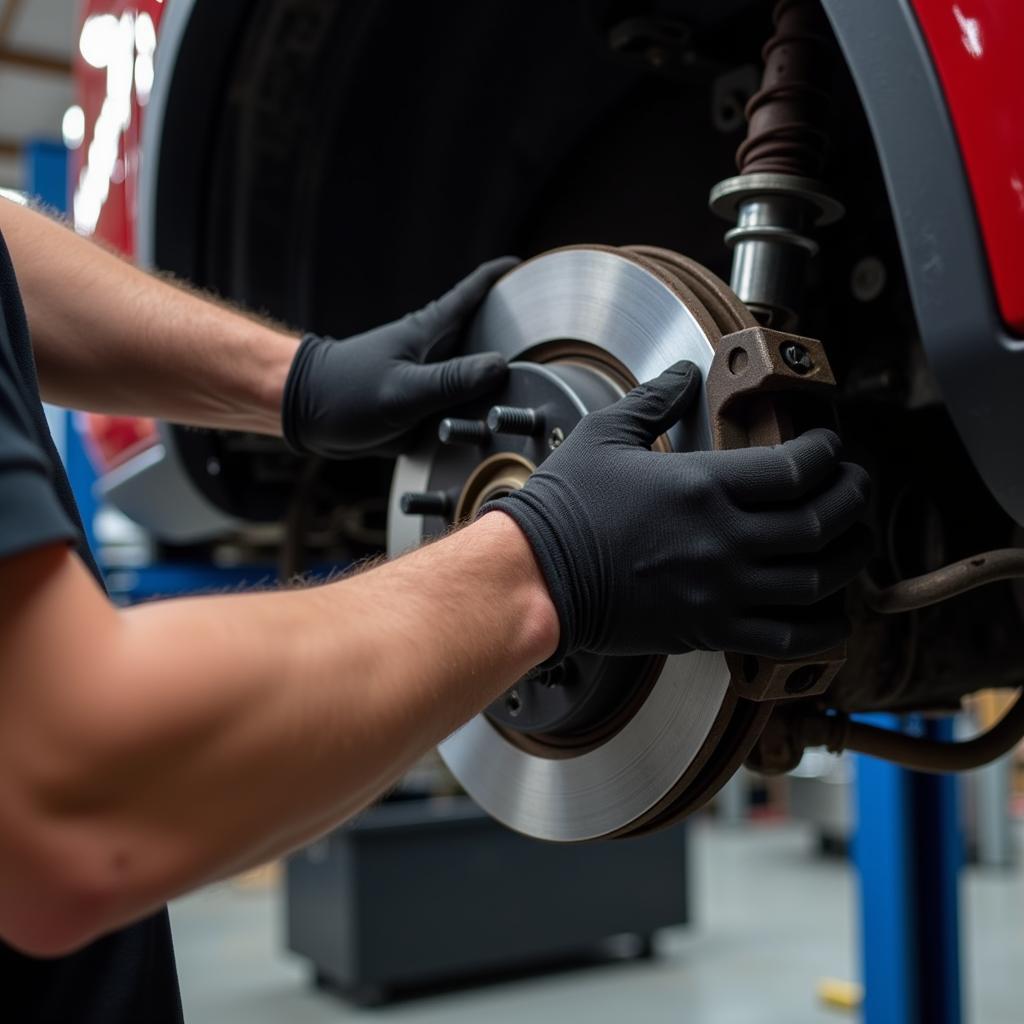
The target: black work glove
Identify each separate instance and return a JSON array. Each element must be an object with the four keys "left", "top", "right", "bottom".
[
  {"left": 282, "top": 257, "right": 518, "bottom": 458},
  {"left": 486, "top": 360, "right": 871, "bottom": 662}
]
